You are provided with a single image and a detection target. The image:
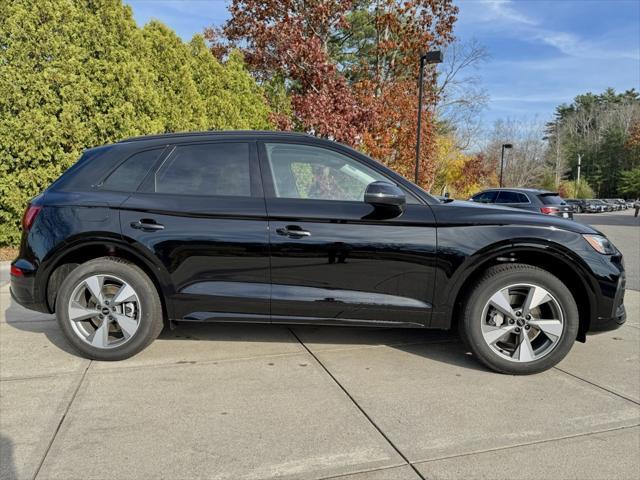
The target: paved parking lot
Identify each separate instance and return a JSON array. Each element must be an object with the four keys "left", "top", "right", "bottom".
[{"left": 1, "top": 210, "right": 638, "bottom": 480}]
